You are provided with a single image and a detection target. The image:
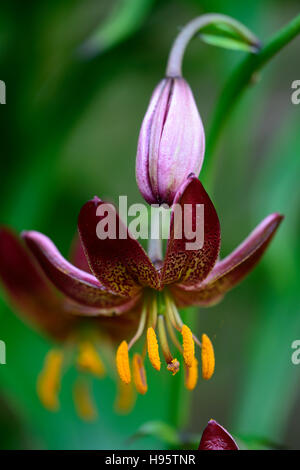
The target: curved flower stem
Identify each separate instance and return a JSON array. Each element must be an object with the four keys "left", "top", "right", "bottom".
[
  {"left": 166, "top": 13, "right": 260, "bottom": 77},
  {"left": 203, "top": 12, "right": 300, "bottom": 190}
]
